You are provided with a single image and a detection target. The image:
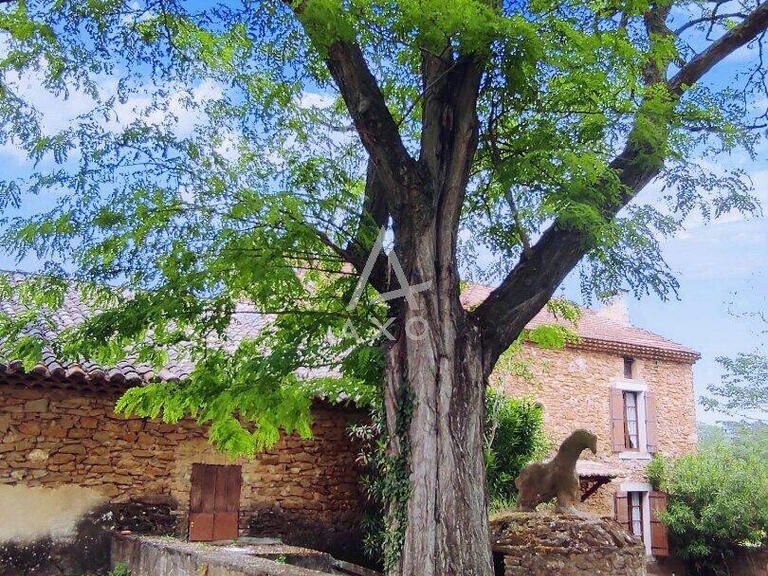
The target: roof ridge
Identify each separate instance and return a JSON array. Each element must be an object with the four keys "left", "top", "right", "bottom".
[{"left": 460, "top": 283, "right": 700, "bottom": 361}]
